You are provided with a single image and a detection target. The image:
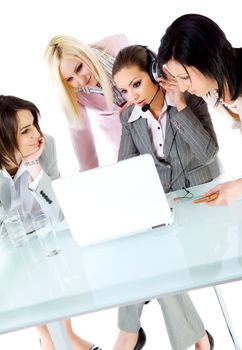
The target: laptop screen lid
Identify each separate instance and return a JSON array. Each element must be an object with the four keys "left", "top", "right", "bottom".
[{"left": 52, "top": 154, "right": 172, "bottom": 246}]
